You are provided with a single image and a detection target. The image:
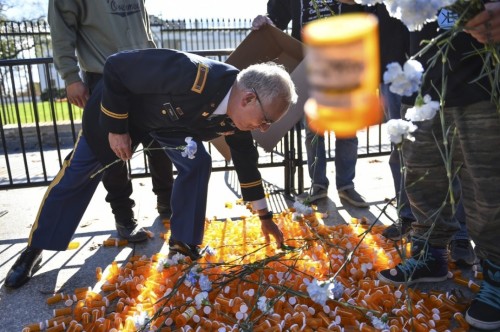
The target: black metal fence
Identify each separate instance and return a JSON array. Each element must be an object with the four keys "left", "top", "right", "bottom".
[
  {"left": 0, "top": 18, "right": 256, "bottom": 60},
  {"left": 0, "top": 19, "right": 391, "bottom": 194}
]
